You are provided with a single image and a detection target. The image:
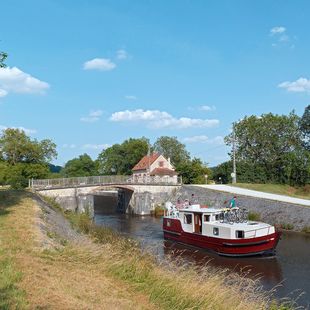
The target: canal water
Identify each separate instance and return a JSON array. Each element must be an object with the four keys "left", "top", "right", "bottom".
[{"left": 95, "top": 214, "right": 310, "bottom": 307}]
